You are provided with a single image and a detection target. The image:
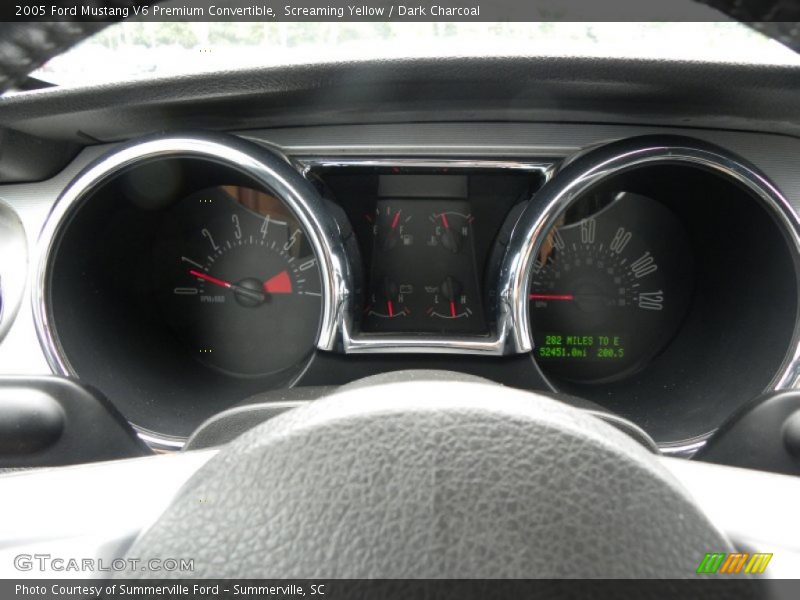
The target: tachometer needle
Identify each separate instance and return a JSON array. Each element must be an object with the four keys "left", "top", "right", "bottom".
[
  {"left": 189, "top": 269, "right": 232, "bottom": 289},
  {"left": 529, "top": 293, "right": 575, "bottom": 301},
  {"left": 189, "top": 269, "right": 293, "bottom": 297}
]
